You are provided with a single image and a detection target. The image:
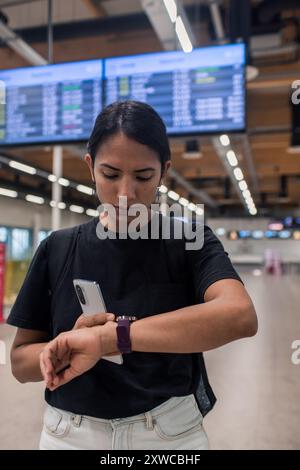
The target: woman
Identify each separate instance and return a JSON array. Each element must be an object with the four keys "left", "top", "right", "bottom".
[{"left": 8, "top": 100, "right": 258, "bottom": 450}]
